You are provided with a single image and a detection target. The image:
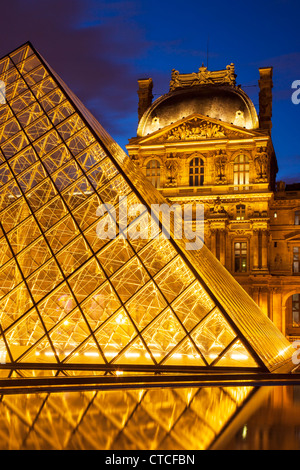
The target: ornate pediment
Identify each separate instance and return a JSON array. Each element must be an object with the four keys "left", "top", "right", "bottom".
[
  {"left": 128, "top": 114, "right": 267, "bottom": 148},
  {"left": 163, "top": 118, "right": 228, "bottom": 141},
  {"left": 135, "top": 115, "right": 262, "bottom": 145}
]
